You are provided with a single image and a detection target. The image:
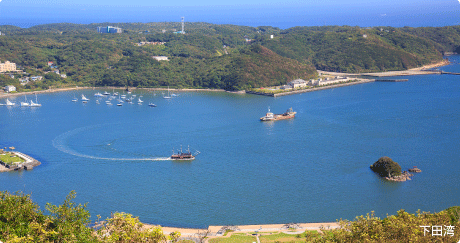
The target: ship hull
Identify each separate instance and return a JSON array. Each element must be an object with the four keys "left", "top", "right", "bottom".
[{"left": 260, "top": 113, "right": 296, "bottom": 121}]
